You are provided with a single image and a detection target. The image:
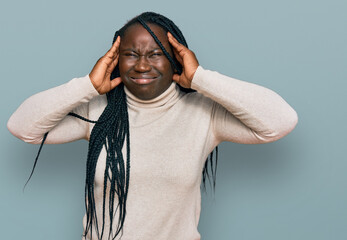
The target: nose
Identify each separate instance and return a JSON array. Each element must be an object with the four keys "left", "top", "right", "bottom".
[{"left": 134, "top": 56, "right": 152, "bottom": 72}]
